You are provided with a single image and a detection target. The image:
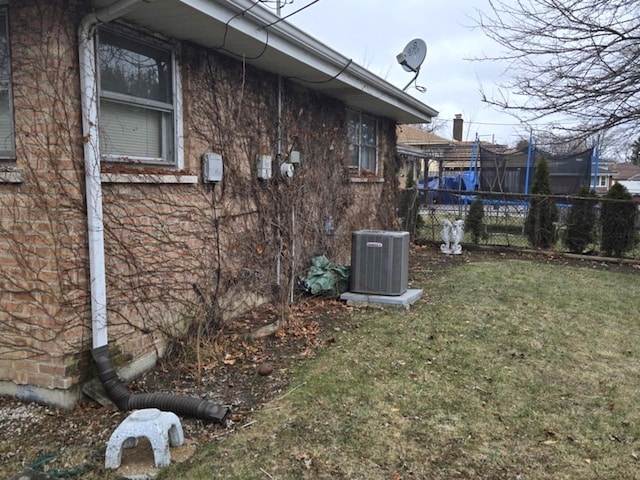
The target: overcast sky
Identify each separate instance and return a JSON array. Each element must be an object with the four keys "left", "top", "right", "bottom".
[{"left": 273, "top": 0, "right": 528, "bottom": 146}]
